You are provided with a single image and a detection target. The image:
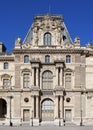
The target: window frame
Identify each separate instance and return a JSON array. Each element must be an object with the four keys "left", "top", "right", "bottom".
[
  {"left": 45, "top": 55, "right": 50, "bottom": 63},
  {"left": 23, "top": 73, "right": 30, "bottom": 88},
  {"left": 3, "top": 78, "right": 10, "bottom": 86},
  {"left": 4, "top": 62, "right": 8, "bottom": 69},
  {"left": 44, "top": 33, "right": 52, "bottom": 46},
  {"left": 66, "top": 55, "right": 71, "bottom": 63},
  {"left": 42, "top": 70, "right": 53, "bottom": 90},
  {"left": 42, "top": 99, "right": 54, "bottom": 110},
  {"left": 24, "top": 55, "right": 29, "bottom": 63}
]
